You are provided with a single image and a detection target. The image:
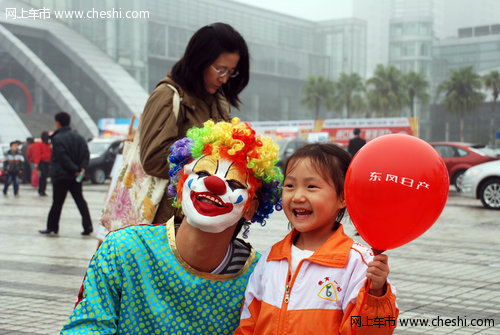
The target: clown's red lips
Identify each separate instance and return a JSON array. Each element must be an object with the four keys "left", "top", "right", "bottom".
[{"left": 191, "top": 191, "right": 234, "bottom": 216}]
